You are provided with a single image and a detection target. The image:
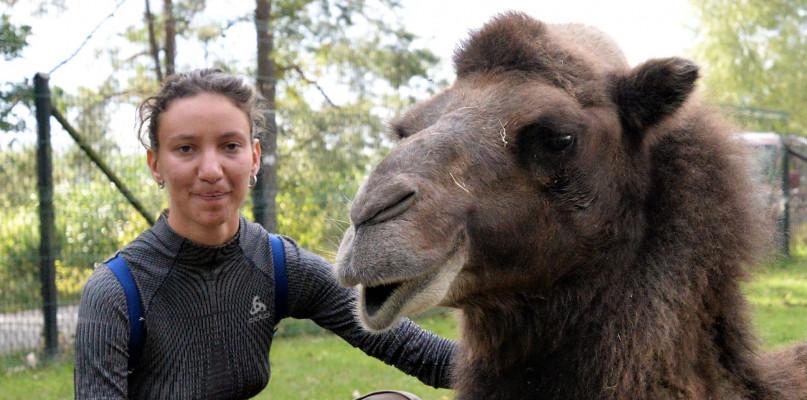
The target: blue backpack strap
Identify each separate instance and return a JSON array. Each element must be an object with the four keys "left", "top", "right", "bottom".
[
  {"left": 269, "top": 234, "right": 288, "bottom": 324},
  {"left": 106, "top": 256, "right": 144, "bottom": 373}
]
